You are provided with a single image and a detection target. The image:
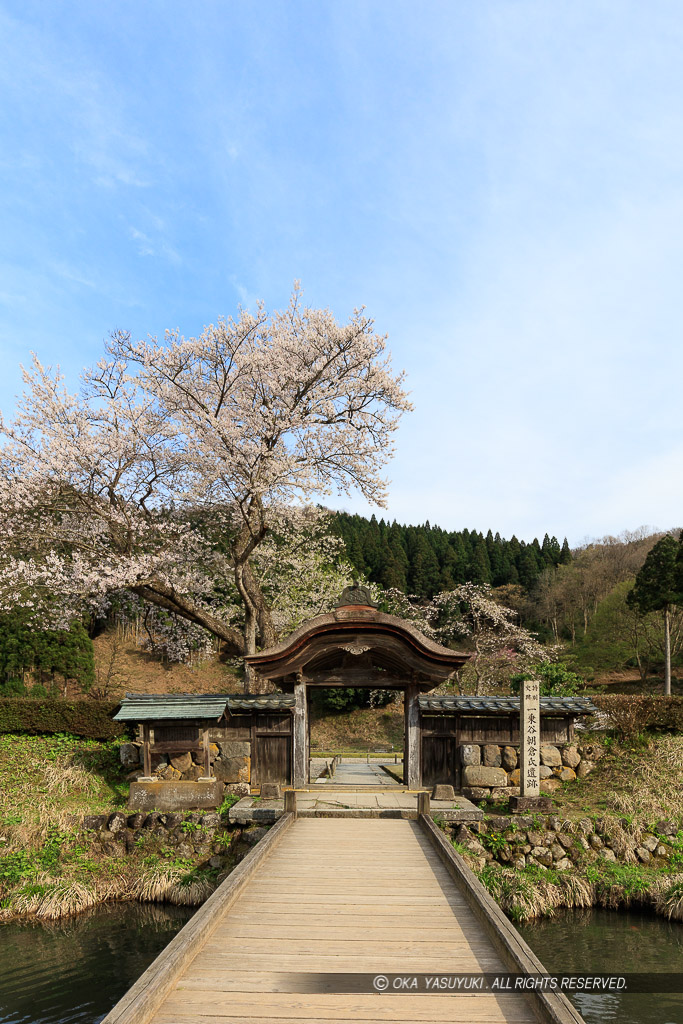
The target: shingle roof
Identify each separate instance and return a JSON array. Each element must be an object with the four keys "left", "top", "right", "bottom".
[
  {"left": 113, "top": 693, "right": 295, "bottom": 721},
  {"left": 418, "top": 695, "right": 598, "bottom": 715}
]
